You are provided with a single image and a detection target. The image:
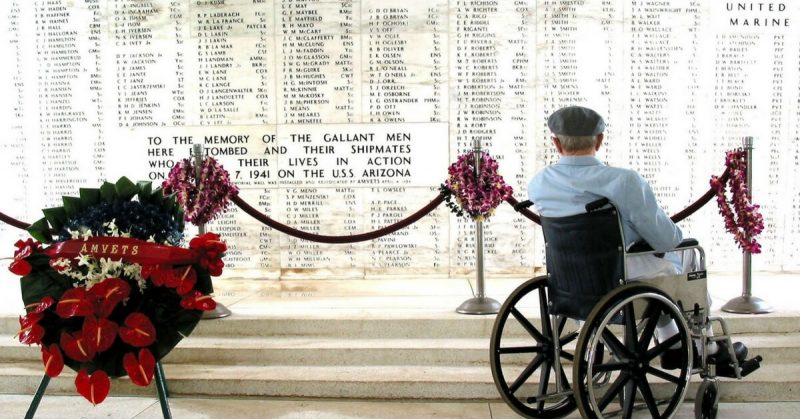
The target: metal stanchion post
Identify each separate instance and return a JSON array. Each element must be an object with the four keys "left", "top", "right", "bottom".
[
  {"left": 193, "top": 143, "right": 232, "bottom": 320},
  {"left": 722, "top": 136, "right": 773, "bottom": 314},
  {"left": 457, "top": 139, "right": 501, "bottom": 315}
]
